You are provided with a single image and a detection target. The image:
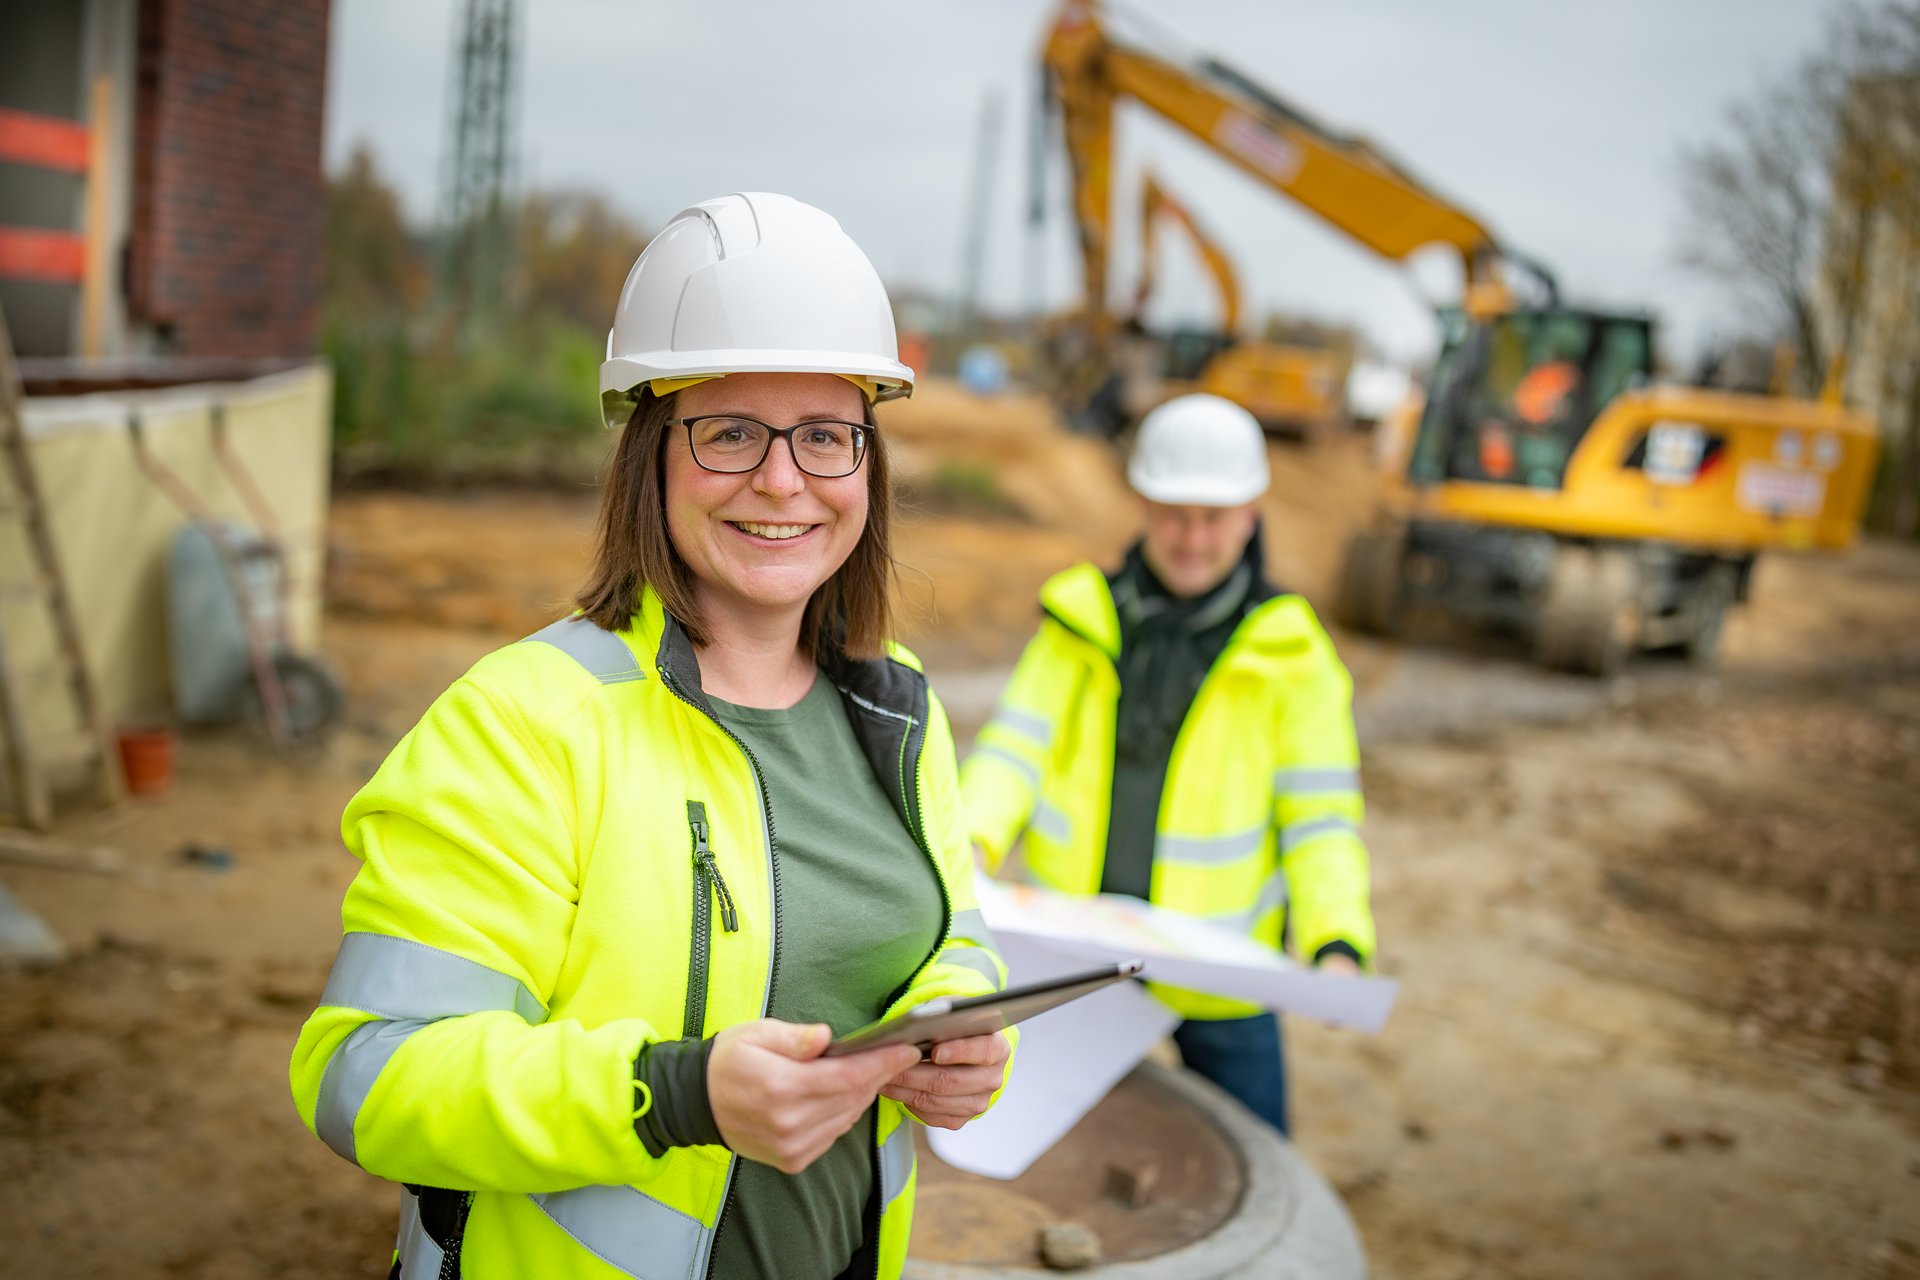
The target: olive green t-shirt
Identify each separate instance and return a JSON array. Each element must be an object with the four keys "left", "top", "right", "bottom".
[{"left": 707, "top": 672, "right": 944, "bottom": 1280}]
